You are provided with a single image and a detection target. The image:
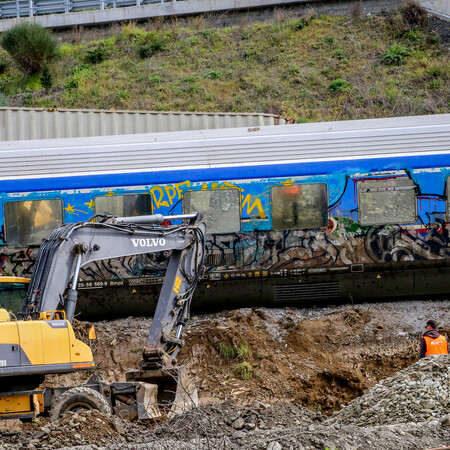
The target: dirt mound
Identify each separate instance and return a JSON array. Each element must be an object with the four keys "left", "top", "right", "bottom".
[{"left": 178, "top": 305, "right": 419, "bottom": 413}]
